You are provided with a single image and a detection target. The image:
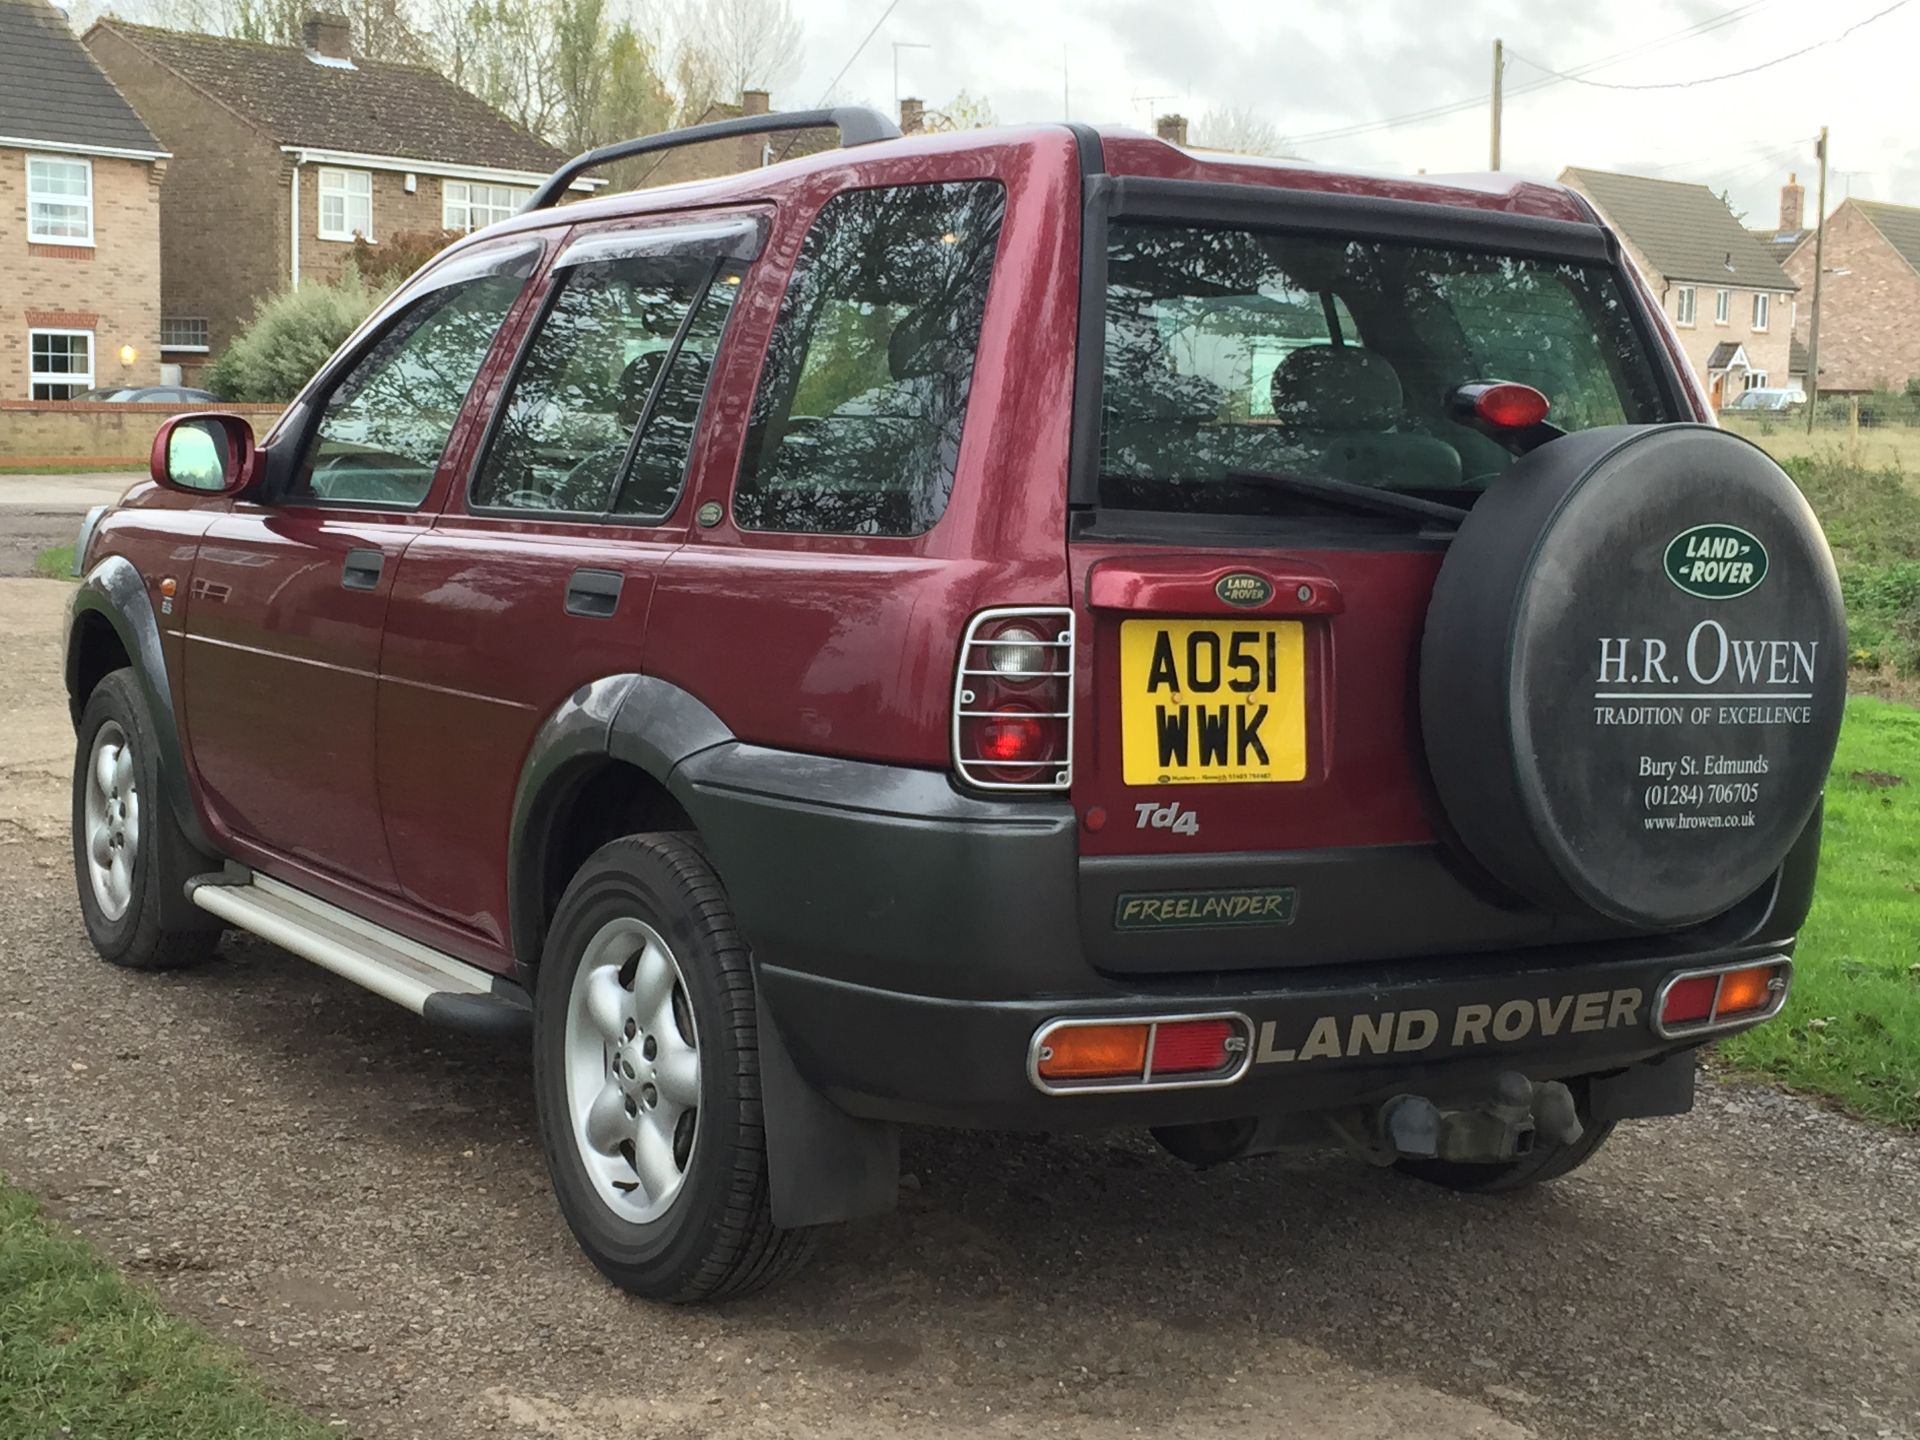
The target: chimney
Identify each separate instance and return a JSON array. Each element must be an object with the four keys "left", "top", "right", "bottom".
[
  {"left": 741, "top": 89, "right": 770, "bottom": 116},
  {"left": 900, "top": 97, "right": 925, "bottom": 134},
  {"left": 302, "top": 12, "right": 352, "bottom": 59},
  {"left": 1780, "top": 172, "right": 1805, "bottom": 233},
  {"left": 1155, "top": 113, "right": 1189, "bottom": 147}
]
